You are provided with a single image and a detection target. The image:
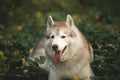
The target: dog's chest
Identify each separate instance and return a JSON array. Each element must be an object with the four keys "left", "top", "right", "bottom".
[{"left": 52, "top": 62, "right": 81, "bottom": 77}]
